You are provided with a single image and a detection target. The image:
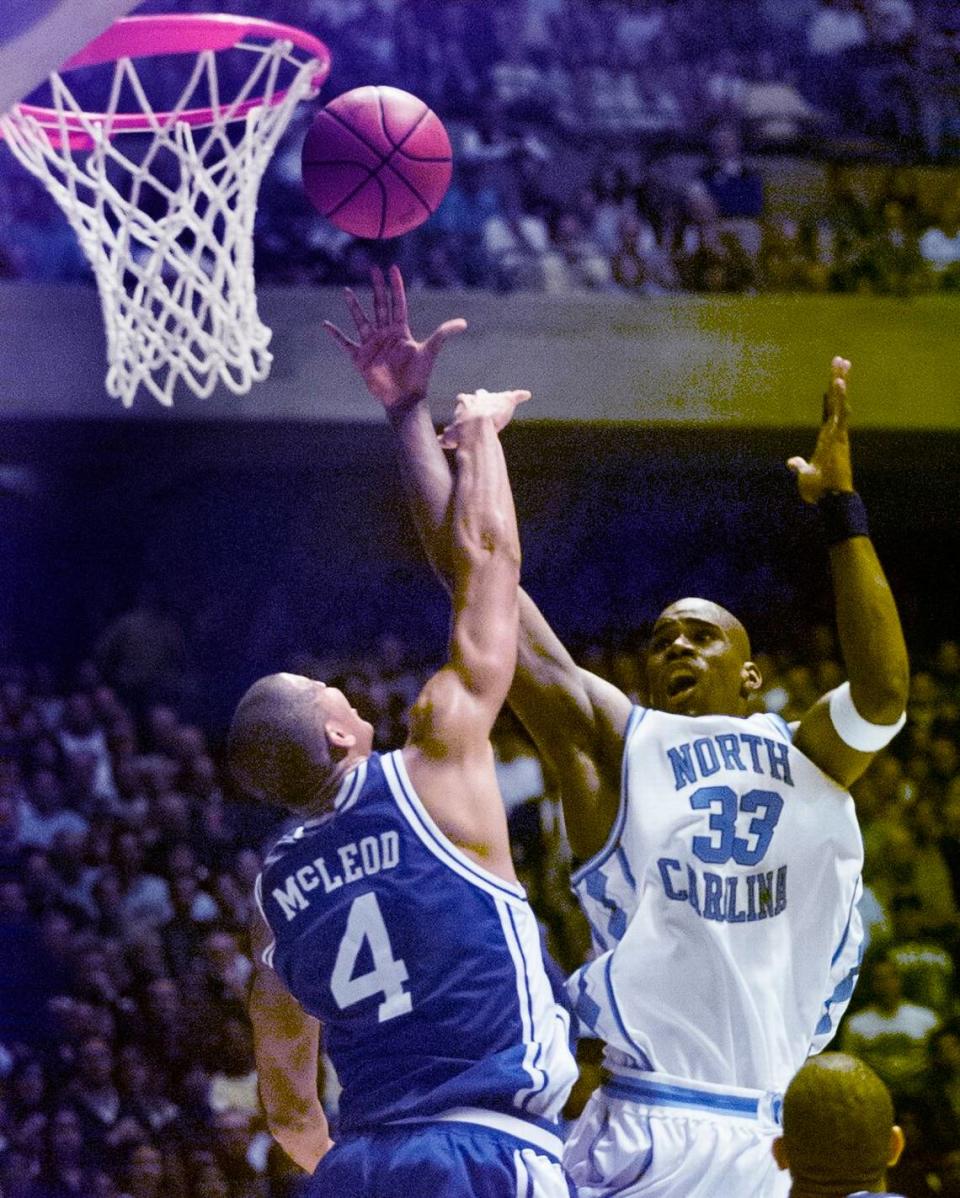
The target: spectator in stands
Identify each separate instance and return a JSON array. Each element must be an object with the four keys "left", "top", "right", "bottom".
[
  {"left": 614, "top": 0, "right": 668, "bottom": 67},
  {"left": 697, "top": 121, "right": 764, "bottom": 259},
  {"left": 806, "top": 0, "right": 870, "bottom": 121},
  {"left": 807, "top": 0, "right": 869, "bottom": 57},
  {"left": 741, "top": 49, "right": 826, "bottom": 147},
  {"left": 611, "top": 211, "right": 678, "bottom": 293},
  {"left": 842, "top": 953, "right": 940, "bottom": 1101},
  {"left": 548, "top": 210, "right": 616, "bottom": 291},
  {"left": 490, "top": 36, "right": 550, "bottom": 124},
  {"left": 918, "top": 1019, "right": 960, "bottom": 1159},
  {"left": 431, "top": 159, "right": 503, "bottom": 287},
  {"left": 676, "top": 182, "right": 756, "bottom": 292},
  {"left": 483, "top": 190, "right": 554, "bottom": 292},
  {"left": 887, "top": 893, "right": 955, "bottom": 1015},
  {"left": 702, "top": 48, "right": 748, "bottom": 120},
  {"left": 920, "top": 193, "right": 960, "bottom": 286},
  {"left": 19, "top": 768, "right": 88, "bottom": 850}
]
